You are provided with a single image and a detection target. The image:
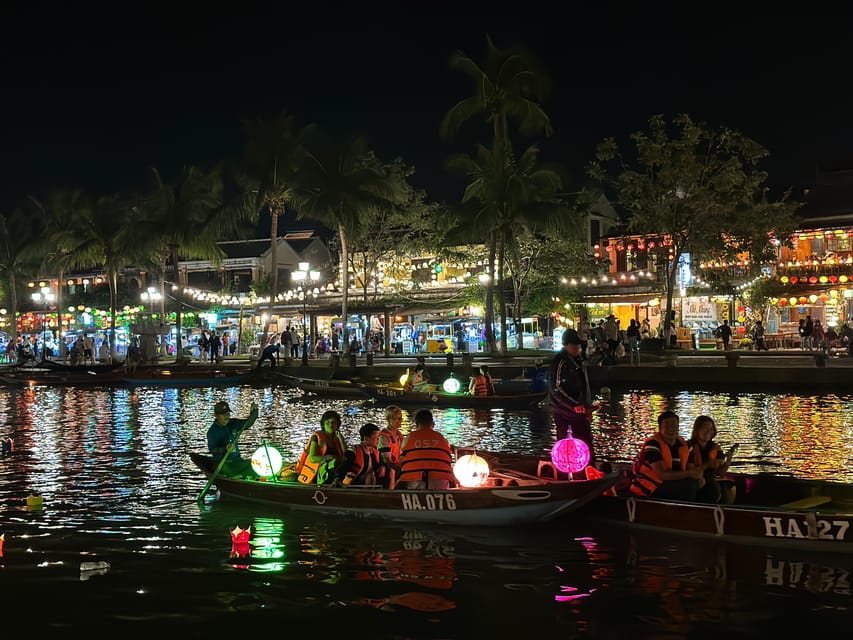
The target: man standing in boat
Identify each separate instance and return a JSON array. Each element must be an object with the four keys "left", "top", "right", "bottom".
[
  {"left": 549, "top": 328, "right": 596, "bottom": 467},
  {"left": 206, "top": 400, "right": 259, "bottom": 478}
]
